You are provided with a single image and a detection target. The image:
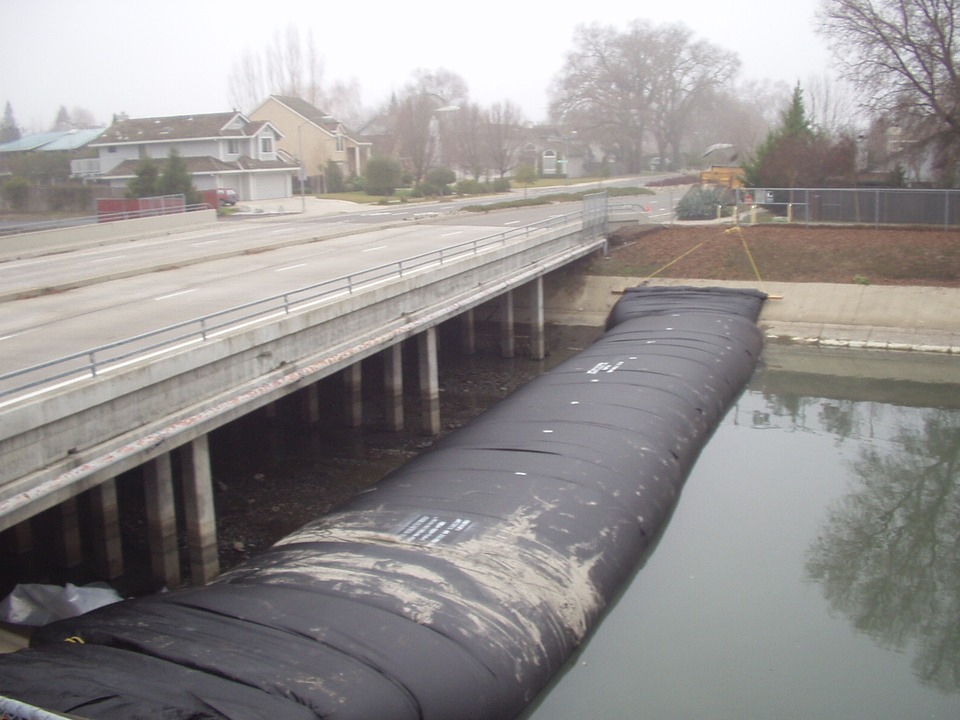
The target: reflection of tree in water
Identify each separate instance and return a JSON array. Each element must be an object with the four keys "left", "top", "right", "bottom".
[{"left": 806, "top": 410, "right": 960, "bottom": 693}]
